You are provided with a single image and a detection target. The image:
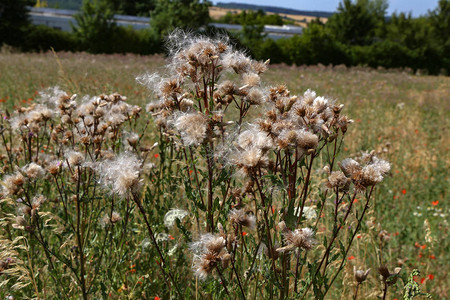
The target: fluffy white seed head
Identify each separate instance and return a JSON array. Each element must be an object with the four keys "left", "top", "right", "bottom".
[
  {"left": 174, "top": 112, "right": 208, "bottom": 146},
  {"left": 98, "top": 152, "right": 142, "bottom": 196}
]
